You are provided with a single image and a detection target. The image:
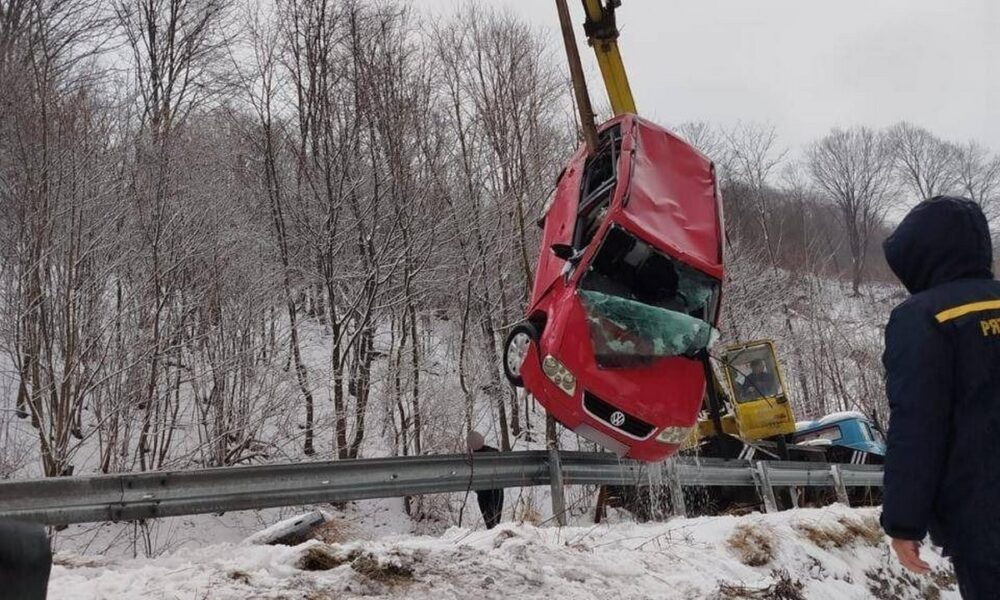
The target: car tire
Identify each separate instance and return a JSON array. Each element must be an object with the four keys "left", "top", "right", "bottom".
[{"left": 503, "top": 321, "right": 540, "bottom": 387}]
